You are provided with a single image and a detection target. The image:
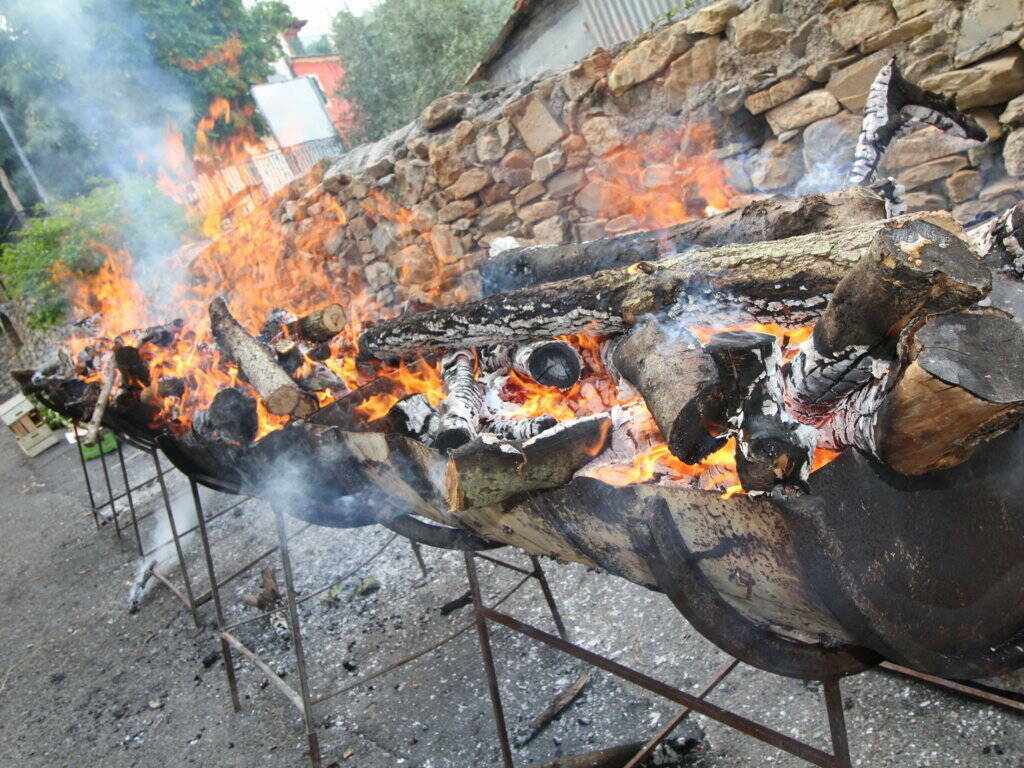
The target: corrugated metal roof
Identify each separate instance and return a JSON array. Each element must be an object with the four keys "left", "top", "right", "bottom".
[{"left": 468, "top": 0, "right": 721, "bottom": 84}]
